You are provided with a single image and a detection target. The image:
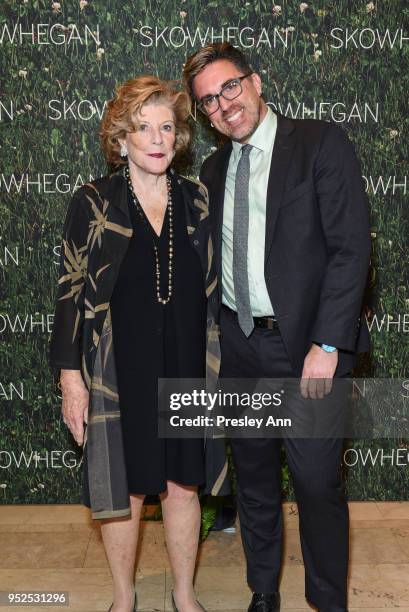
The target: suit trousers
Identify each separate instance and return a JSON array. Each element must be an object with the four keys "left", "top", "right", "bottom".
[{"left": 219, "top": 306, "right": 349, "bottom": 612}]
